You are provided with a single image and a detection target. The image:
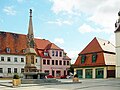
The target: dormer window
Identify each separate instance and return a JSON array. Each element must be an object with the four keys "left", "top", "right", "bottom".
[
  {"left": 6, "top": 47, "right": 10, "bottom": 53},
  {"left": 22, "top": 49, "right": 26, "bottom": 53},
  {"left": 44, "top": 52, "right": 48, "bottom": 56},
  {"left": 64, "top": 53, "right": 67, "bottom": 57},
  {"left": 81, "top": 55, "right": 86, "bottom": 64},
  {"left": 15, "top": 49, "right": 18, "bottom": 53},
  {"left": 92, "top": 53, "right": 97, "bottom": 63}
]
